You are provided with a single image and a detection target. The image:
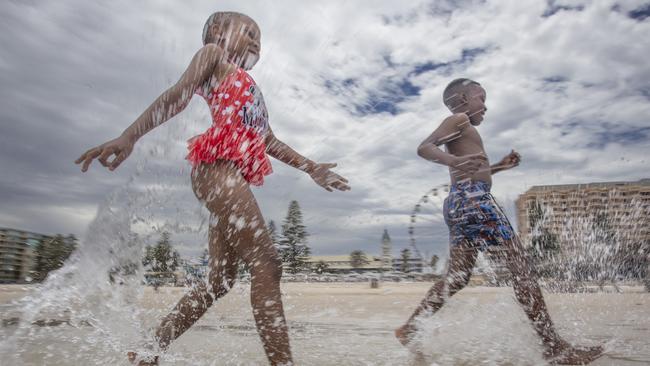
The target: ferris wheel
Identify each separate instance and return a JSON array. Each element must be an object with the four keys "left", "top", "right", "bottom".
[{"left": 408, "top": 184, "right": 450, "bottom": 261}]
